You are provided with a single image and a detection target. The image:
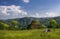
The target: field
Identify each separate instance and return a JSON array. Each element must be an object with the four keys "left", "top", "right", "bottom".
[{"left": 0, "top": 29, "right": 60, "bottom": 39}]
